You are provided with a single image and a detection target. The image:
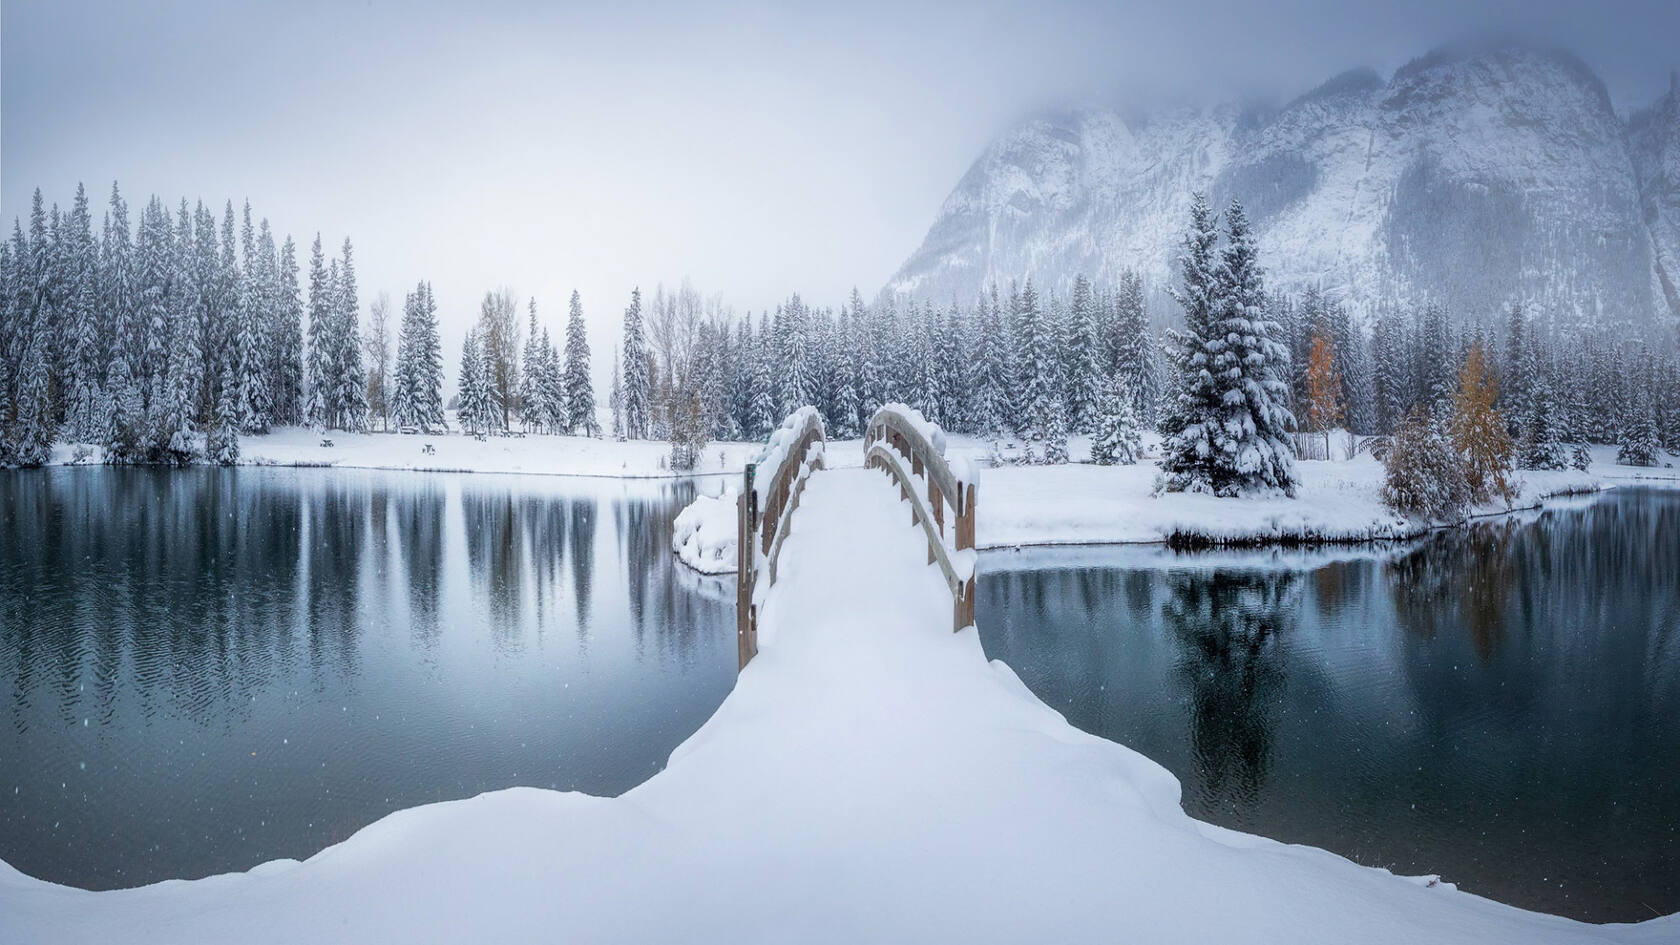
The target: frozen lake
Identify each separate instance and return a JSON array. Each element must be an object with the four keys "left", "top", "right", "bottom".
[{"left": 2, "top": 468, "right": 1674, "bottom": 922}]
